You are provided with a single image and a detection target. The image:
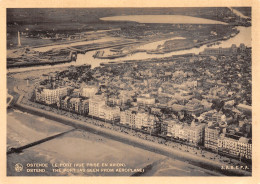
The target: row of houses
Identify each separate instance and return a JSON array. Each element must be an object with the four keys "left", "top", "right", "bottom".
[
  {"left": 205, "top": 124, "right": 252, "bottom": 160},
  {"left": 120, "top": 107, "right": 159, "bottom": 132},
  {"left": 119, "top": 107, "right": 206, "bottom": 145},
  {"left": 89, "top": 96, "right": 120, "bottom": 121},
  {"left": 34, "top": 85, "right": 252, "bottom": 160},
  {"left": 163, "top": 119, "right": 205, "bottom": 146},
  {"left": 34, "top": 85, "right": 121, "bottom": 121},
  {"left": 35, "top": 85, "right": 68, "bottom": 105},
  {"left": 171, "top": 101, "right": 204, "bottom": 115},
  {"left": 58, "top": 96, "right": 89, "bottom": 115},
  {"left": 119, "top": 107, "right": 252, "bottom": 159},
  {"left": 199, "top": 44, "right": 246, "bottom": 56}
]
